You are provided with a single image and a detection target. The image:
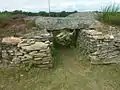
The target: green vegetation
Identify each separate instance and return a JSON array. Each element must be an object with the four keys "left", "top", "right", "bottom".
[
  {"left": 0, "top": 13, "right": 12, "bottom": 19},
  {"left": 0, "top": 10, "right": 78, "bottom": 17},
  {"left": 97, "top": 4, "right": 120, "bottom": 25}
]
